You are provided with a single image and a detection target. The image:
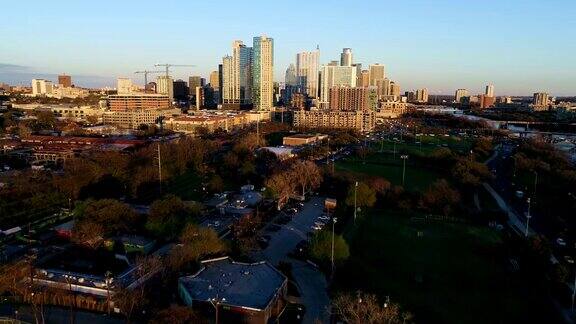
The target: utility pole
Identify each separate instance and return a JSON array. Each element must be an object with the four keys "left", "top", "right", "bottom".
[
  {"left": 533, "top": 170, "right": 538, "bottom": 197},
  {"left": 157, "top": 143, "right": 162, "bottom": 194},
  {"left": 326, "top": 137, "right": 330, "bottom": 165},
  {"left": 401, "top": 155, "right": 409, "bottom": 187},
  {"left": 353, "top": 181, "right": 358, "bottom": 225},
  {"left": 331, "top": 217, "right": 338, "bottom": 280},
  {"left": 525, "top": 197, "right": 531, "bottom": 237},
  {"left": 256, "top": 114, "right": 260, "bottom": 147}
]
